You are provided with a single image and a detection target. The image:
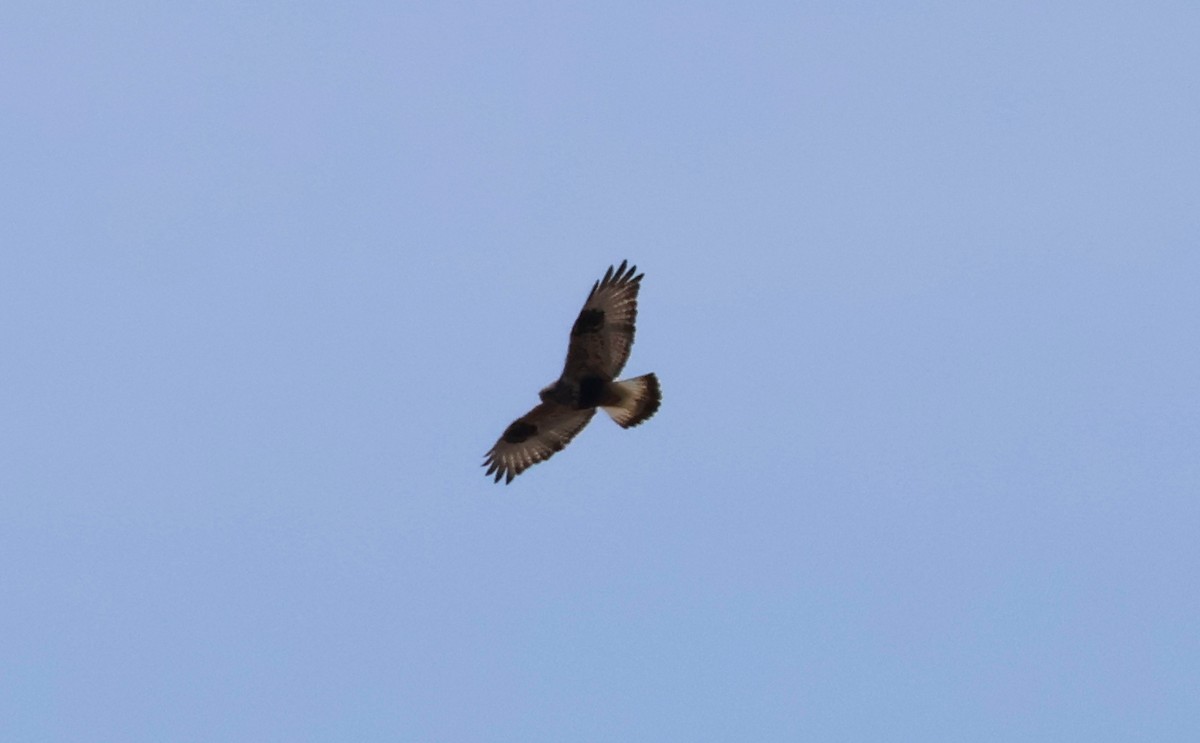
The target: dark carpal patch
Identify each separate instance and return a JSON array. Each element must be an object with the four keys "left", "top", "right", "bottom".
[
  {"left": 571, "top": 309, "right": 605, "bottom": 335},
  {"left": 502, "top": 420, "right": 537, "bottom": 443}
]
